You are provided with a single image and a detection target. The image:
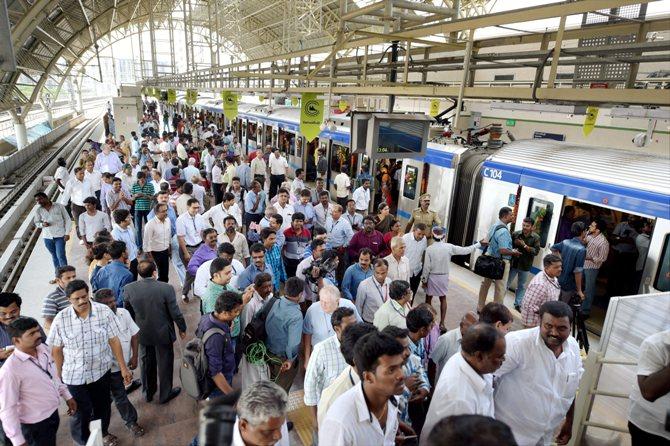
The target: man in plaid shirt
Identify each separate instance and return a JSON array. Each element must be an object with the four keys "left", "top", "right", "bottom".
[{"left": 520, "top": 254, "right": 562, "bottom": 327}]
